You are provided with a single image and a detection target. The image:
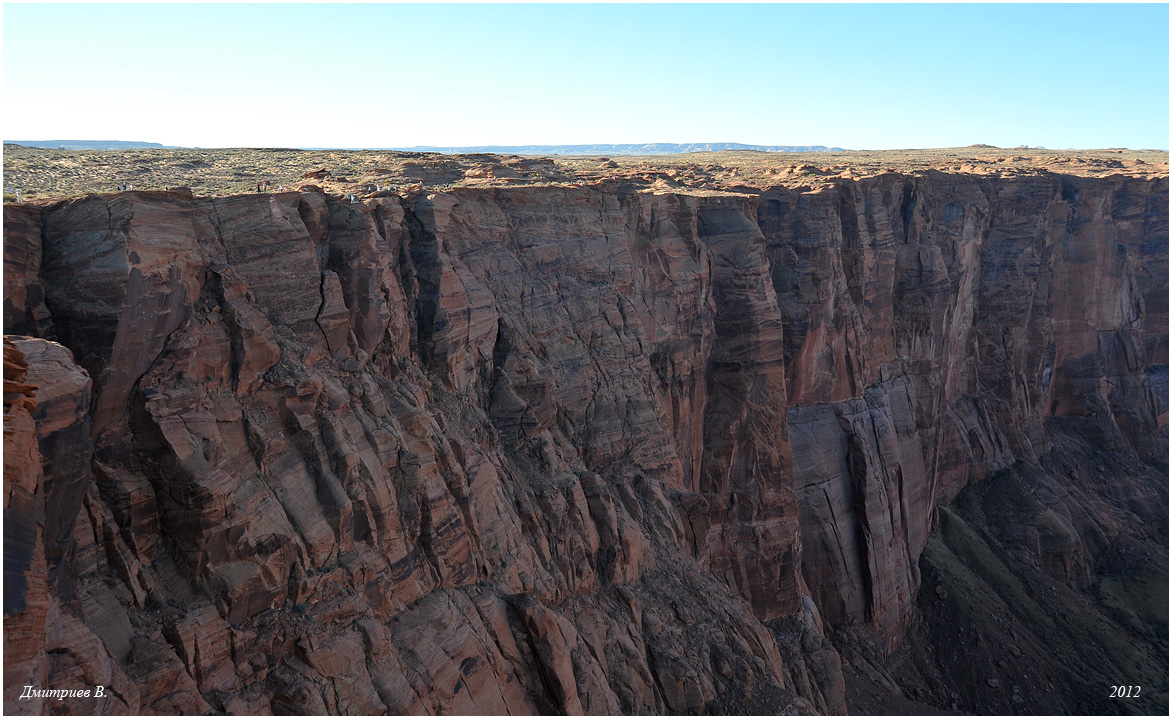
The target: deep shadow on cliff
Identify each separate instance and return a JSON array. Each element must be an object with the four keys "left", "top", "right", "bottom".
[
  {"left": 3, "top": 170, "right": 1167, "bottom": 715},
  {"left": 837, "top": 426, "right": 1168, "bottom": 715}
]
